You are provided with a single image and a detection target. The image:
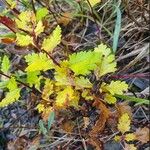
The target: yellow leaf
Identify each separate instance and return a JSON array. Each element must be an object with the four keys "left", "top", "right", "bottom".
[
  {"left": 118, "top": 113, "right": 131, "bottom": 134},
  {"left": 41, "top": 25, "right": 62, "bottom": 52},
  {"left": 101, "top": 80, "right": 128, "bottom": 95},
  {"left": 42, "top": 79, "right": 54, "bottom": 100},
  {"left": 124, "top": 144, "right": 137, "bottom": 150},
  {"left": 104, "top": 93, "right": 117, "bottom": 104},
  {"left": 88, "top": 0, "right": 101, "bottom": 7},
  {"left": 125, "top": 133, "right": 136, "bottom": 142},
  {"left": 55, "top": 60, "right": 71, "bottom": 86},
  {"left": 36, "top": 104, "right": 45, "bottom": 113},
  {"left": 34, "top": 21, "right": 45, "bottom": 36},
  {"left": 114, "top": 135, "right": 121, "bottom": 142},
  {"left": 16, "top": 33, "right": 33, "bottom": 46},
  {"left": 55, "top": 86, "right": 79, "bottom": 108}
]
